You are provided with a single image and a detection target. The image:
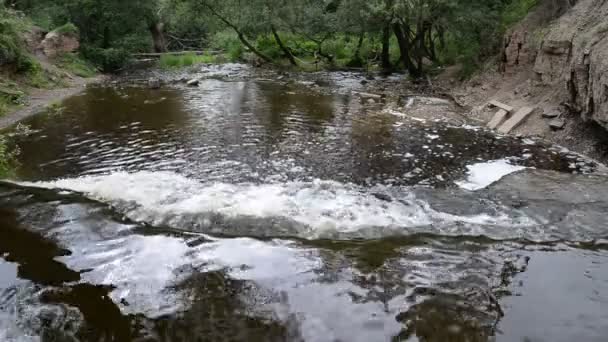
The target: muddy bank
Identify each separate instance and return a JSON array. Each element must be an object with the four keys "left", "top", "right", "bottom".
[{"left": 0, "top": 75, "right": 105, "bottom": 131}]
